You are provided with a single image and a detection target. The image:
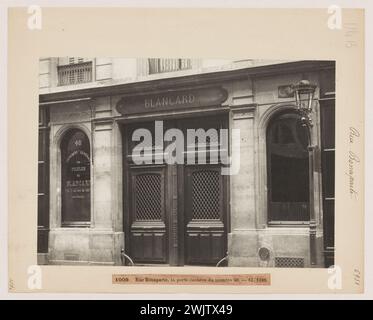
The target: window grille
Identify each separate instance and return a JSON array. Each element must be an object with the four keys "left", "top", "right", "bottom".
[
  {"left": 191, "top": 170, "right": 220, "bottom": 220},
  {"left": 58, "top": 61, "right": 92, "bottom": 86},
  {"left": 275, "top": 257, "right": 304, "bottom": 268},
  {"left": 134, "top": 174, "right": 163, "bottom": 220}
]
